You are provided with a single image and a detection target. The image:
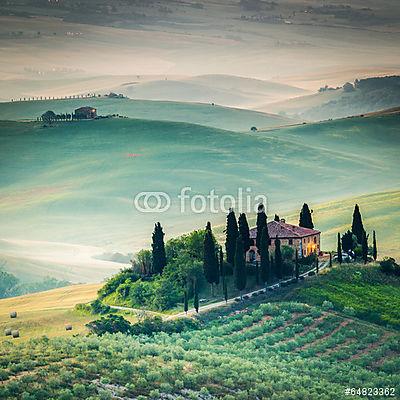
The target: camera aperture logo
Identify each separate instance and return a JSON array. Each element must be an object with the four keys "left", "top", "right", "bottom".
[{"left": 133, "top": 187, "right": 268, "bottom": 214}]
